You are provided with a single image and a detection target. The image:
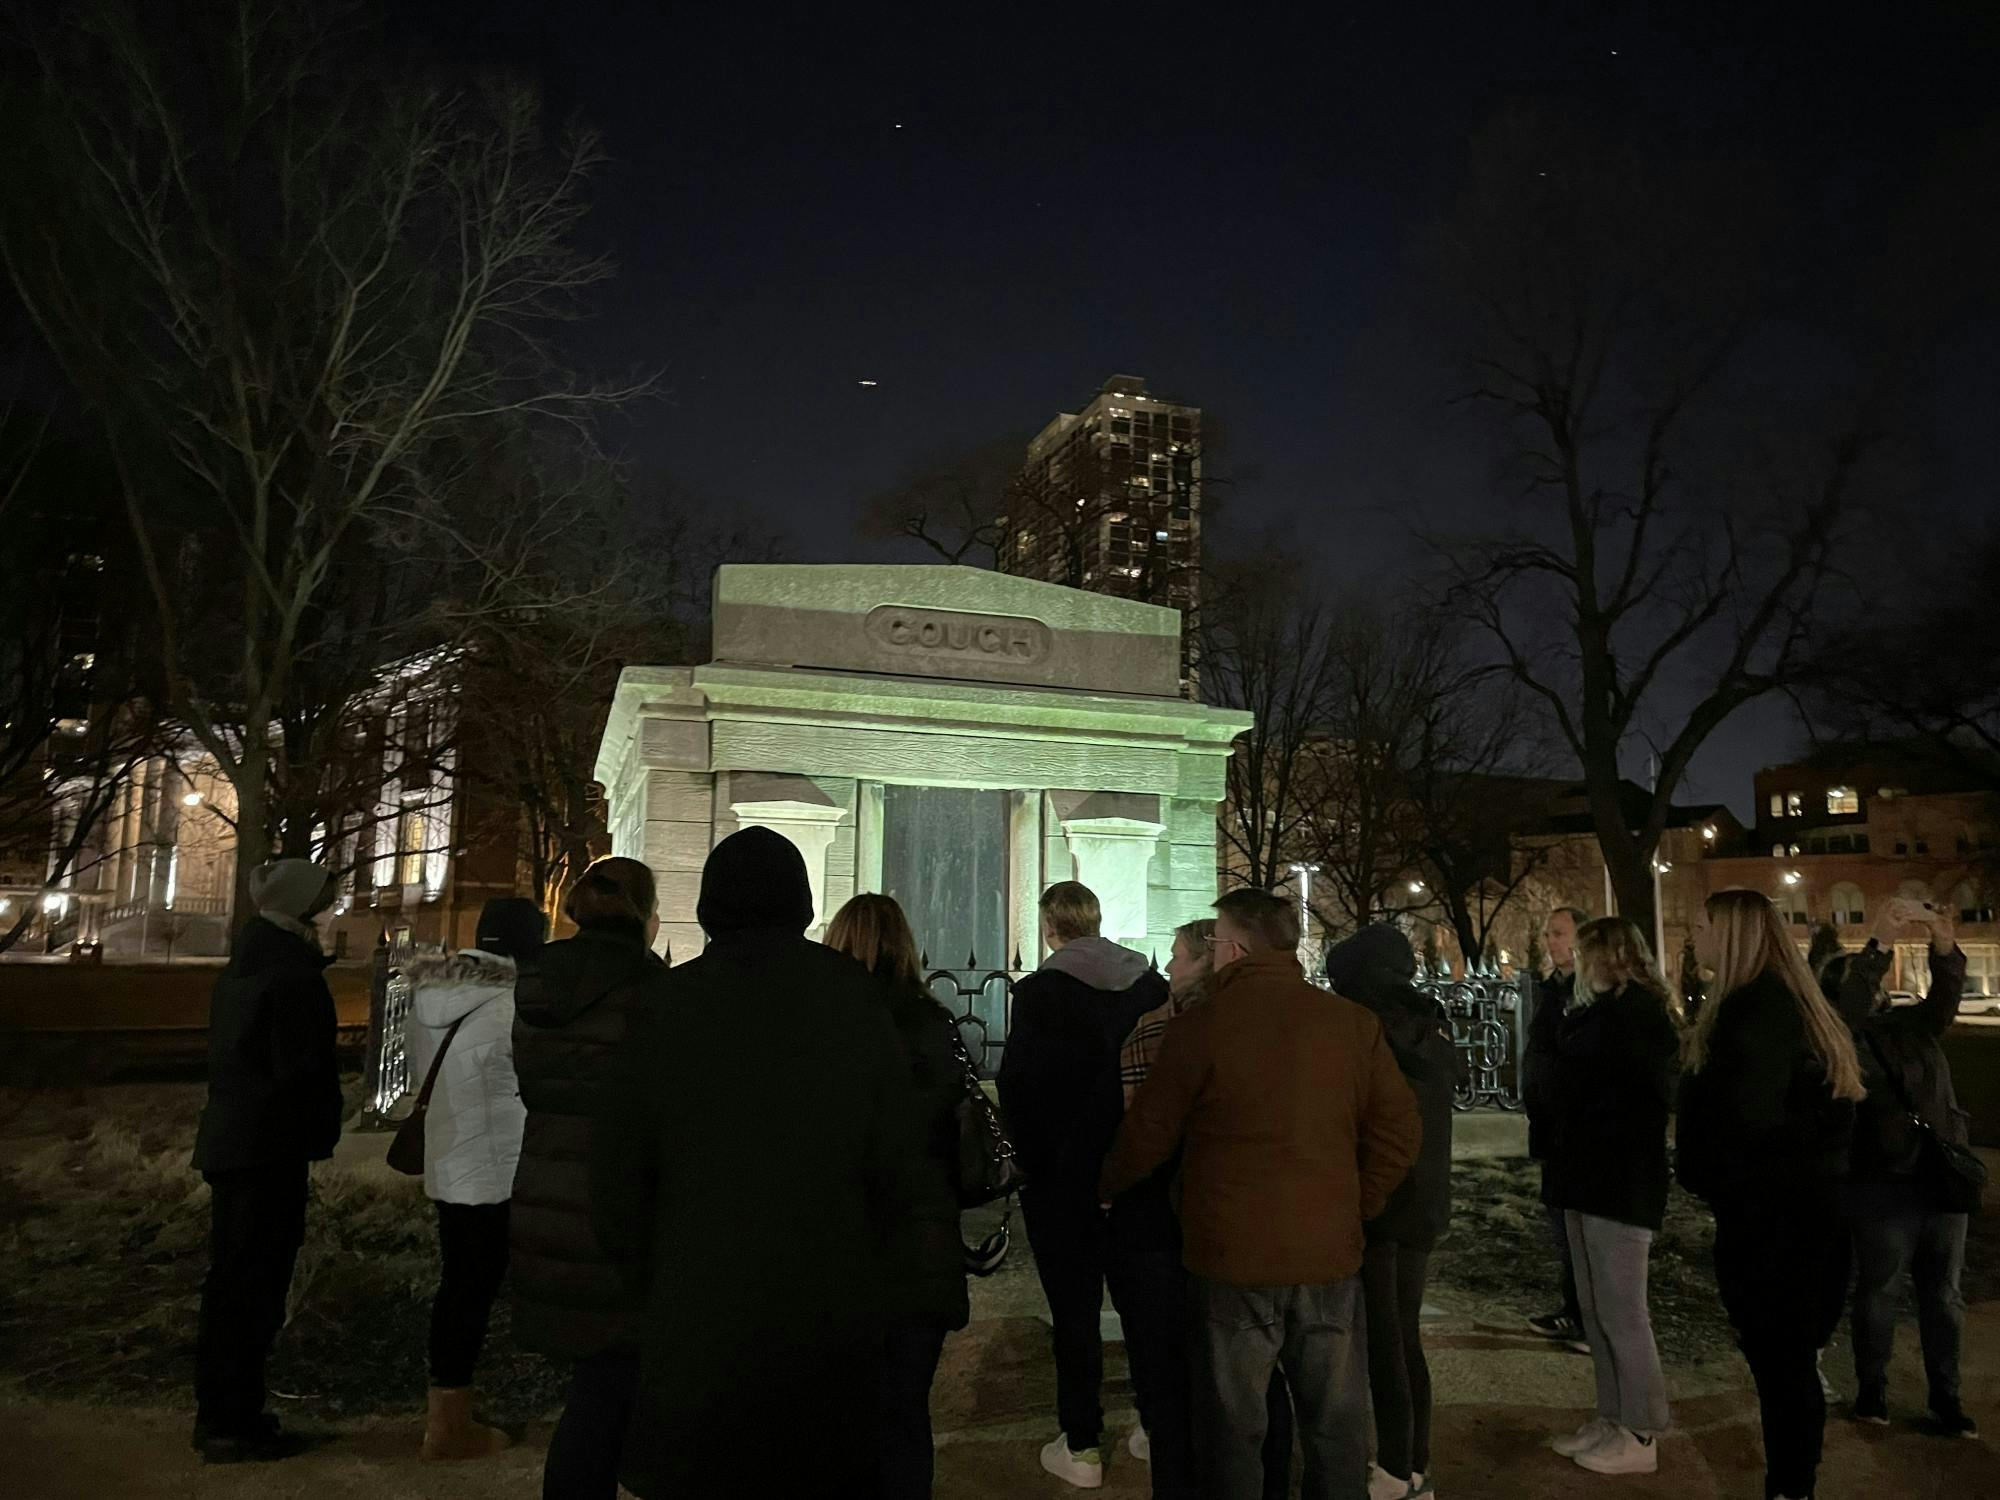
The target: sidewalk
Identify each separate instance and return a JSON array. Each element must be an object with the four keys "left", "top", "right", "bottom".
[{"left": 6, "top": 1301, "right": 1997, "bottom": 1498}]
